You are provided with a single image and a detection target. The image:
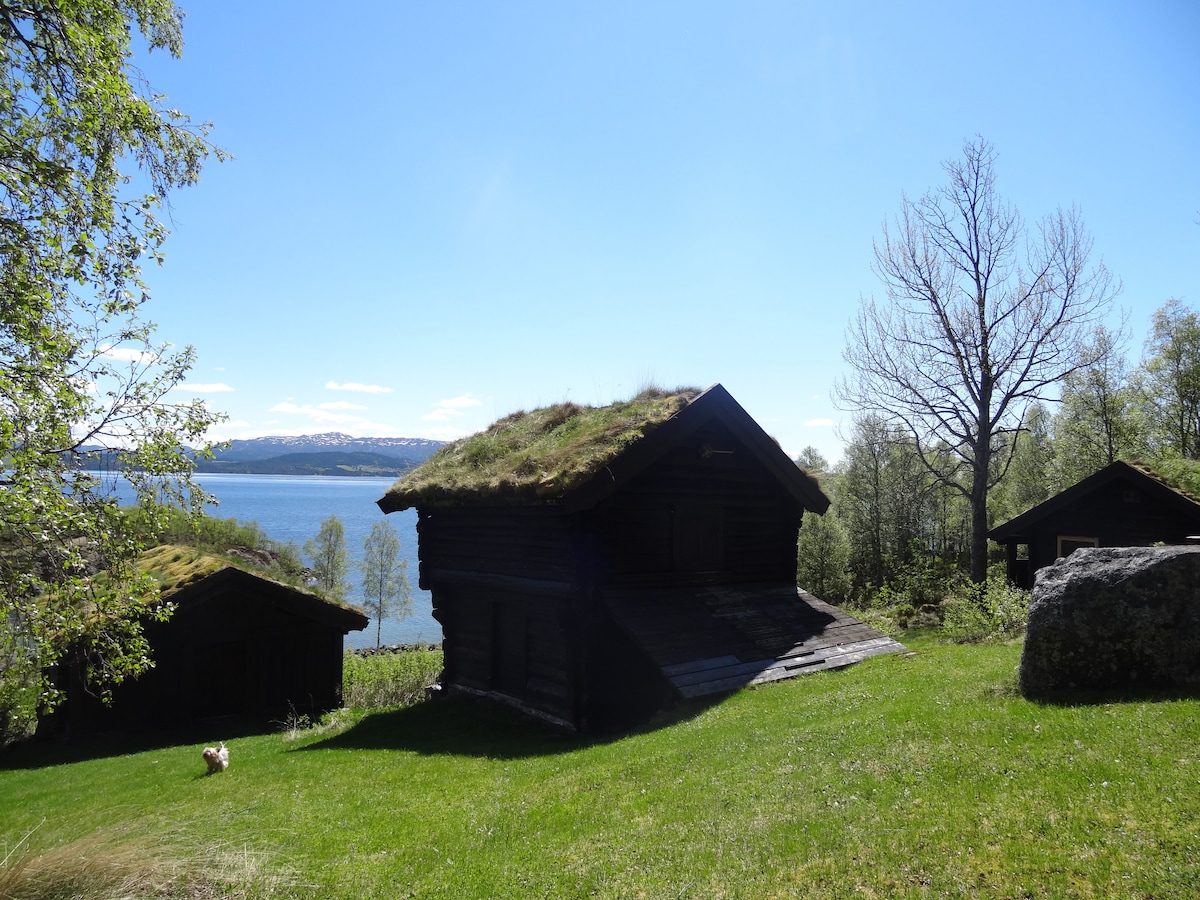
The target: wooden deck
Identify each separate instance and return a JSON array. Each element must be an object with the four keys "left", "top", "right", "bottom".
[{"left": 602, "top": 583, "right": 904, "bottom": 699}]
